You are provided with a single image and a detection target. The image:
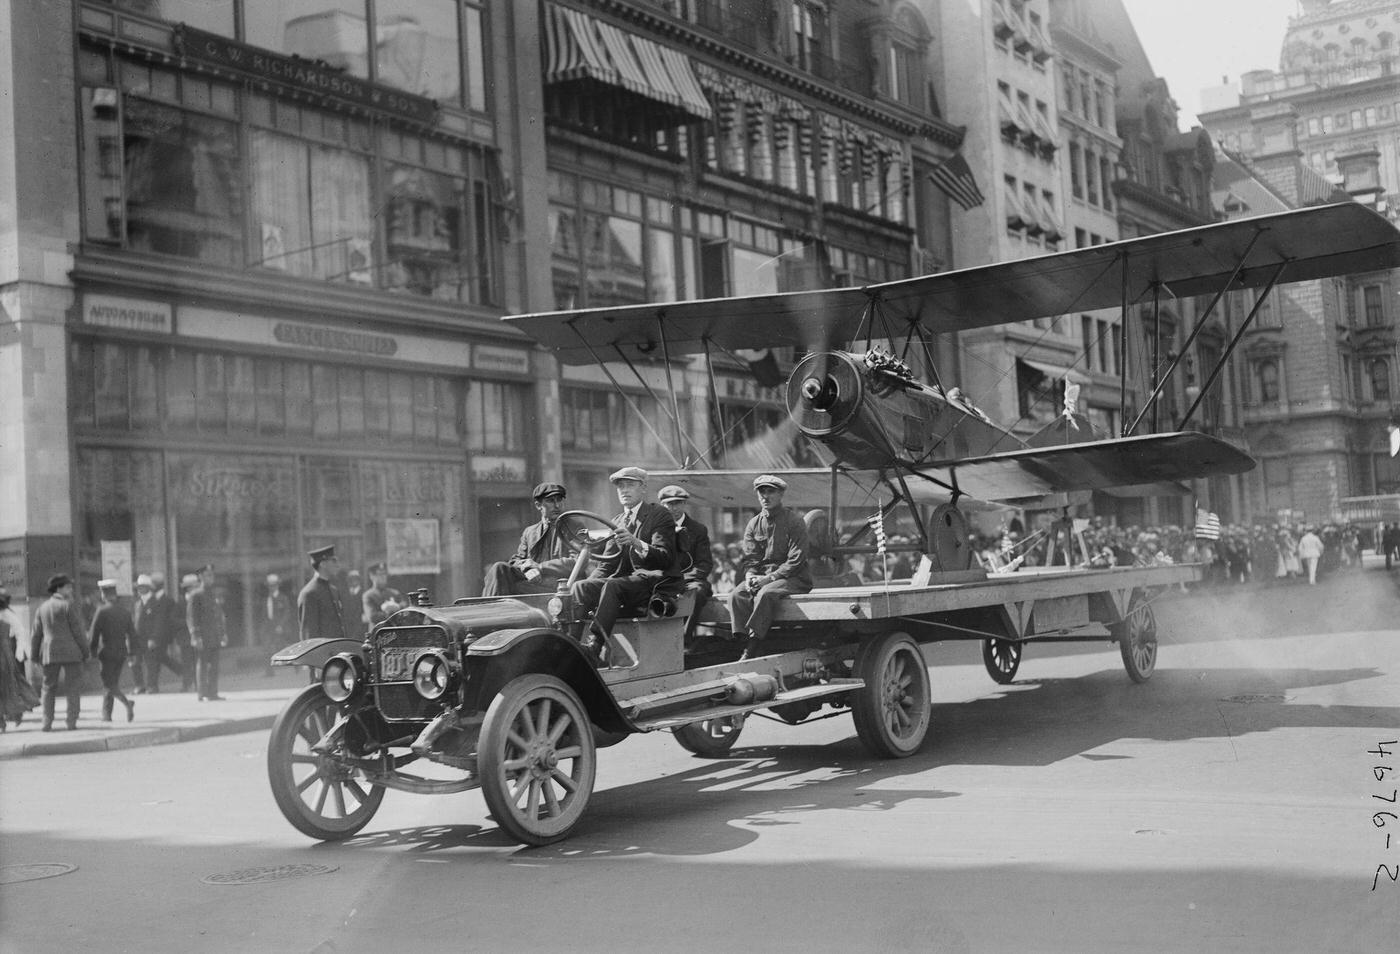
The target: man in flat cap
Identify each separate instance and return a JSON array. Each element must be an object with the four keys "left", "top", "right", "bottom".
[
  {"left": 571, "top": 467, "right": 678, "bottom": 659},
  {"left": 186, "top": 564, "right": 227, "bottom": 701},
  {"left": 30, "top": 574, "right": 88, "bottom": 731},
  {"left": 482, "top": 482, "right": 587, "bottom": 597},
  {"left": 89, "top": 579, "right": 136, "bottom": 722},
  {"left": 361, "top": 562, "right": 404, "bottom": 630},
  {"left": 134, "top": 572, "right": 181, "bottom": 693},
  {"left": 729, "top": 474, "right": 812, "bottom": 660},
  {"left": 655, "top": 484, "right": 714, "bottom": 642},
  {"left": 298, "top": 546, "right": 349, "bottom": 642}
]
